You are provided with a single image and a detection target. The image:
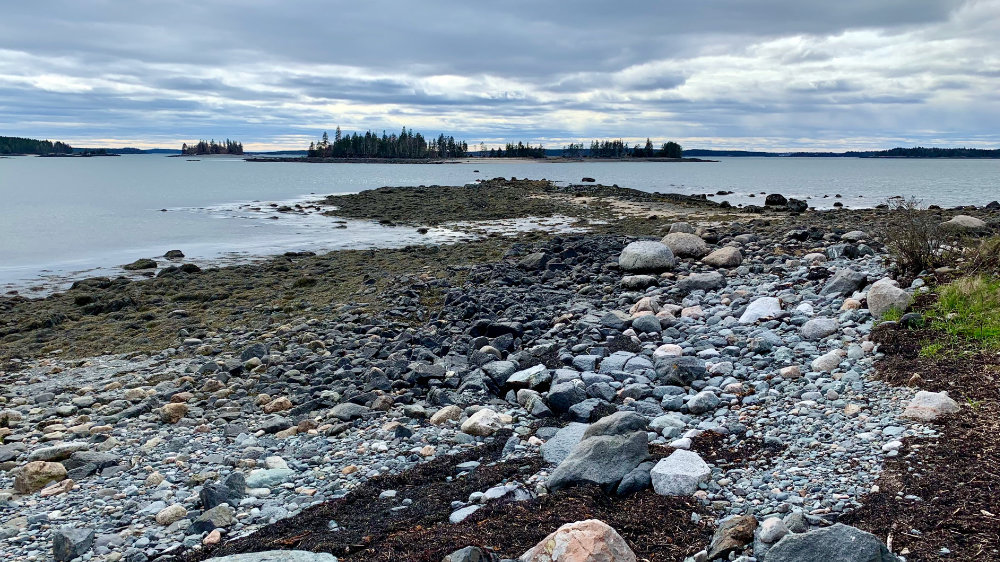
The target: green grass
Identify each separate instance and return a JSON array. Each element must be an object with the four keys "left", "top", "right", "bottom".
[
  {"left": 881, "top": 307, "right": 904, "bottom": 322},
  {"left": 932, "top": 274, "right": 1000, "bottom": 348},
  {"left": 919, "top": 342, "right": 945, "bottom": 358}
]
